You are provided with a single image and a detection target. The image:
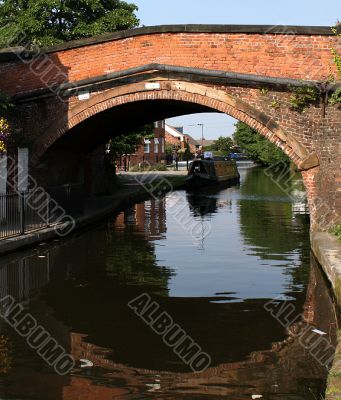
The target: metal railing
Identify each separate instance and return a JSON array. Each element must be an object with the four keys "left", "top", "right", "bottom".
[
  {"left": 0, "top": 191, "right": 49, "bottom": 239},
  {"left": 0, "top": 192, "right": 22, "bottom": 238},
  {"left": 0, "top": 183, "right": 84, "bottom": 240}
]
